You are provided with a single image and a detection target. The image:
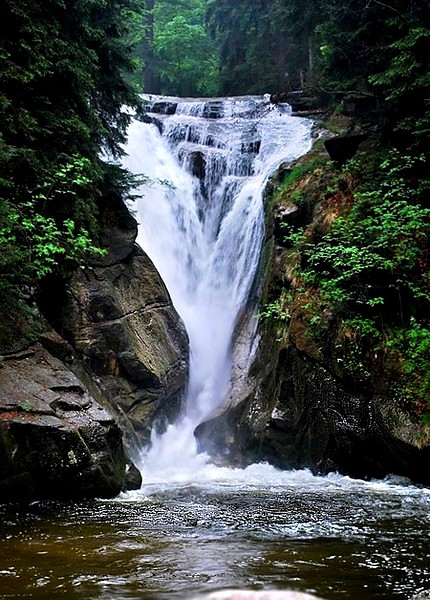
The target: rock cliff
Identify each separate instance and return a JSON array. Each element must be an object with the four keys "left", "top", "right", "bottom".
[
  {"left": 0, "top": 344, "right": 126, "bottom": 501},
  {"left": 0, "top": 194, "right": 189, "bottom": 501},
  {"left": 197, "top": 128, "right": 430, "bottom": 485}
]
